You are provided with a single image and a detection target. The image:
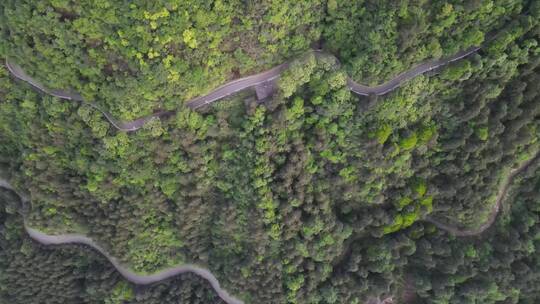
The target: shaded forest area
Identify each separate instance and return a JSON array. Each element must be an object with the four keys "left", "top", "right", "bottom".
[
  {"left": 1, "top": 163, "right": 538, "bottom": 303},
  {"left": 0, "top": 0, "right": 539, "bottom": 303},
  {"left": 0, "top": 188, "right": 226, "bottom": 304}
]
